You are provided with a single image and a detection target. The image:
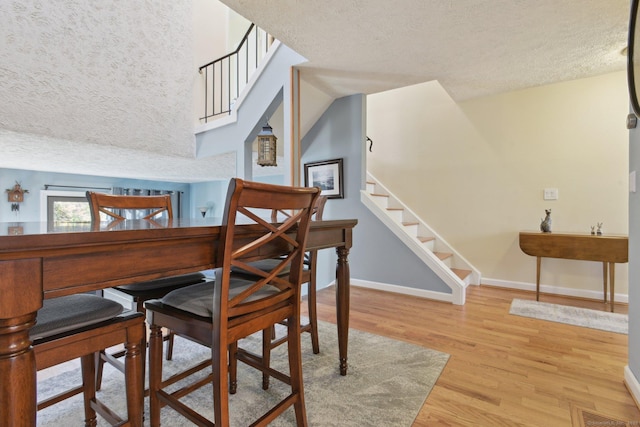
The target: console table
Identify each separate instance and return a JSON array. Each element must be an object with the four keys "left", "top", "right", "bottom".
[{"left": 518, "top": 231, "right": 628, "bottom": 312}]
